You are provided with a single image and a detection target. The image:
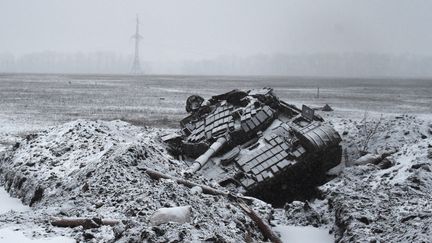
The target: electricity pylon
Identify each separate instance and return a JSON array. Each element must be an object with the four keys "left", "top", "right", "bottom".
[{"left": 131, "top": 15, "right": 143, "bottom": 74}]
